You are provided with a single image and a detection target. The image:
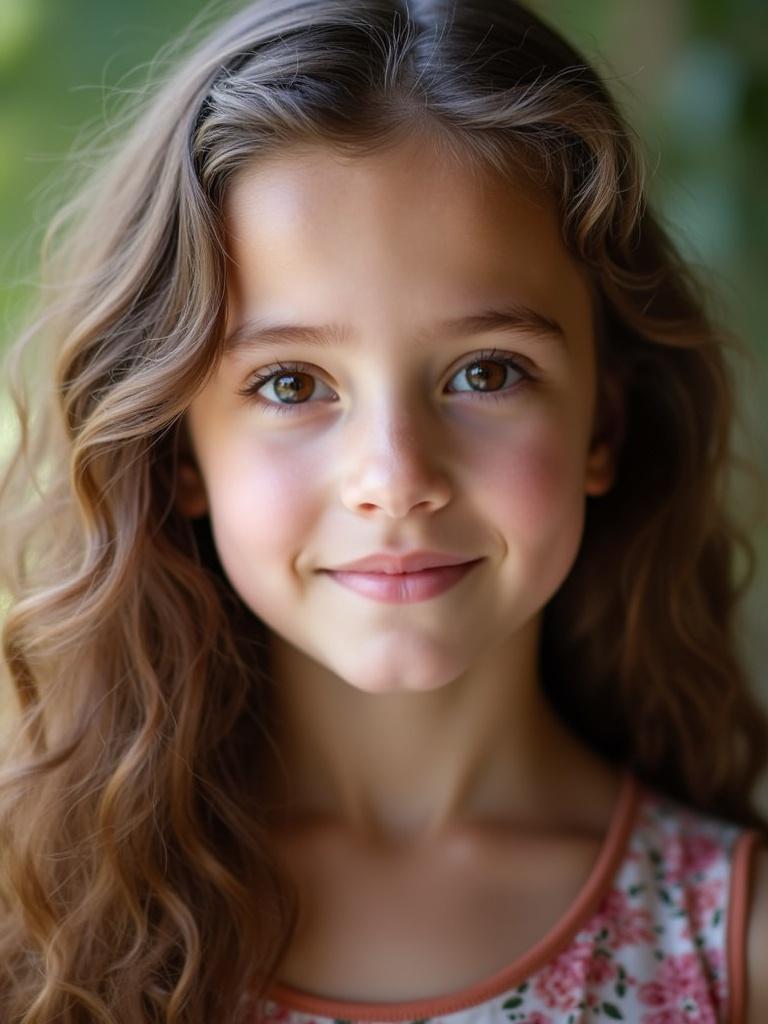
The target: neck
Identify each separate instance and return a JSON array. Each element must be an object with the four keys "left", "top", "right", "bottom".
[{"left": 257, "top": 616, "right": 614, "bottom": 846}]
